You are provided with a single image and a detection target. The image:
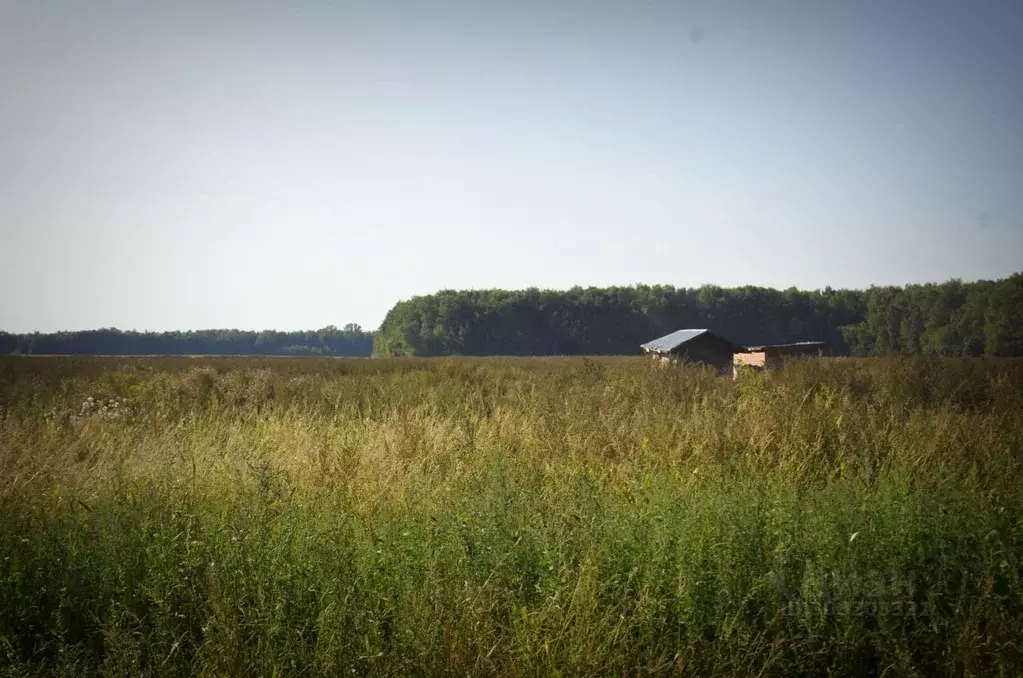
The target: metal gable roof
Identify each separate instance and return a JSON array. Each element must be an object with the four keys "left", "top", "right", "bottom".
[{"left": 641, "top": 328, "right": 712, "bottom": 353}]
